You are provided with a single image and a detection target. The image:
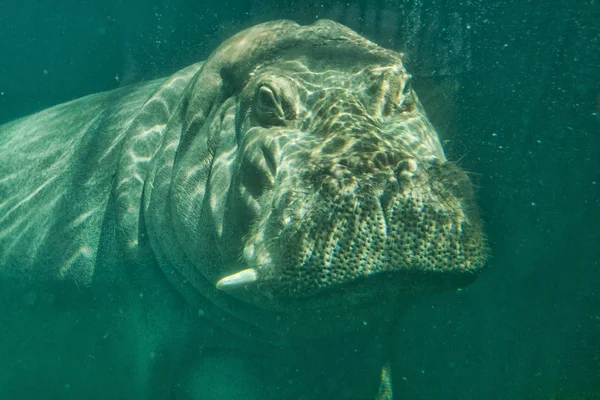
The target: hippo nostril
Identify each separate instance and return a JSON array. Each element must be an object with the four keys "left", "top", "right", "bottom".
[
  {"left": 396, "top": 158, "right": 418, "bottom": 180},
  {"left": 404, "top": 159, "right": 418, "bottom": 172},
  {"left": 397, "top": 158, "right": 419, "bottom": 174}
]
